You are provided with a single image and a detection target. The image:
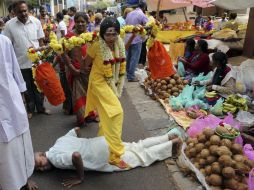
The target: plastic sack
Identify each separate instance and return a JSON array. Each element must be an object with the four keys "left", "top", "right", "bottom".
[
  {"left": 177, "top": 61, "right": 185, "bottom": 77},
  {"left": 36, "top": 62, "right": 66, "bottom": 106},
  {"left": 193, "top": 86, "right": 206, "bottom": 100},
  {"left": 236, "top": 111, "right": 254, "bottom": 127},
  {"left": 244, "top": 144, "right": 254, "bottom": 161},
  {"left": 187, "top": 114, "right": 240, "bottom": 138},
  {"left": 170, "top": 96, "right": 183, "bottom": 111},
  {"left": 135, "top": 69, "right": 148, "bottom": 85},
  {"left": 248, "top": 168, "right": 254, "bottom": 190},
  {"left": 185, "top": 99, "right": 208, "bottom": 110},
  {"left": 235, "top": 66, "right": 247, "bottom": 93},
  {"left": 191, "top": 72, "right": 213, "bottom": 83},
  {"left": 179, "top": 85, "right": 194, "bottom": 106},
  {"left": 148, "top": 40, "right": 176, "bottom": 79},
  {"left": 210, "top": 98, "right": 224, "bottom": 116}
]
